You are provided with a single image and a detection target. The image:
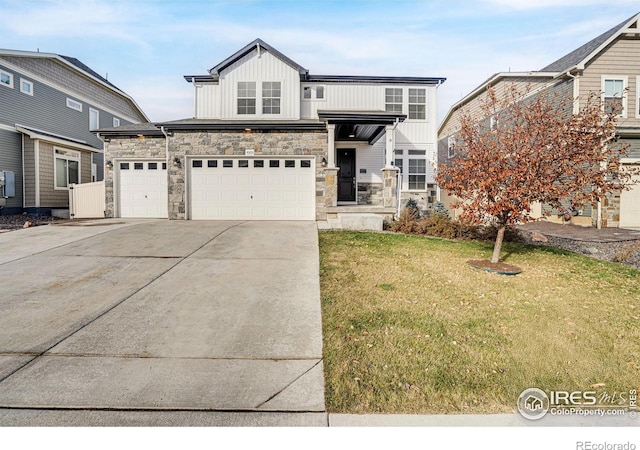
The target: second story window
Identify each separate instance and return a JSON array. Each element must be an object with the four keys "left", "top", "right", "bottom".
[
  {"left": 408, "top": 88, "right": 426, "bottom": 120},
  {"left": 262, "top": 81, "right": 281, "bottom": 114},
  {"left": 113, "top": 117, "right": 120, "bottom": 127},
  {"left": 89, "top": 108, "right": 99, "bottom": 130},
  {"left": 0, "top": 70, "right": 13, "bottom": 88},
  {"left": 385, "top": 88, "right": 403, "bottom": 113},
  {"left": 237, "top": 81, "right": 256, "bottom": 115},
  {"left": 20, "top": 78, "right": 33, "bottom": 96},
  {"left": 603, "top": 77, "right": 626, "bottom": 116}
]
